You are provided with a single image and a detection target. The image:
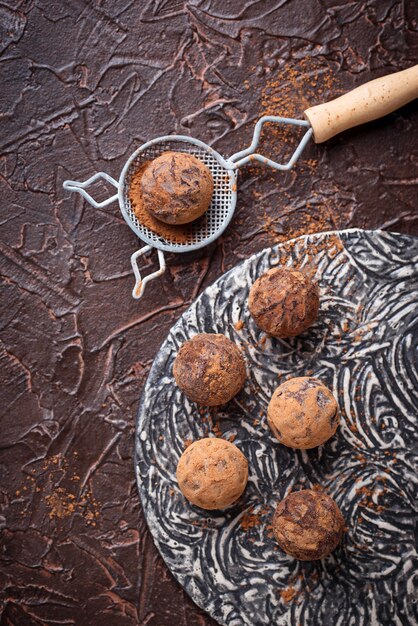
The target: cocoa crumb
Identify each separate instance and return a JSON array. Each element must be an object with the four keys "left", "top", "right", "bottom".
[
  {"left": 129, "top": 162, "right": 198, "bottom": 244},
  {"left": 341, "top": 320, "right": 350, "bottom": 333},
  {"left": 240, "top": 505, "right": 270, "bottom": 531},
  {"left": 280, "top": 586, "right": 297, "bottom": 603},
  {"left": 240, "top": 507, "right": 261, "bottom": 530},
  {"left": 44, "top": 482, "right": 100, "bottom": 525},
  {"left": 212, "top": 421, "right": 223, "bottom": 438}
]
